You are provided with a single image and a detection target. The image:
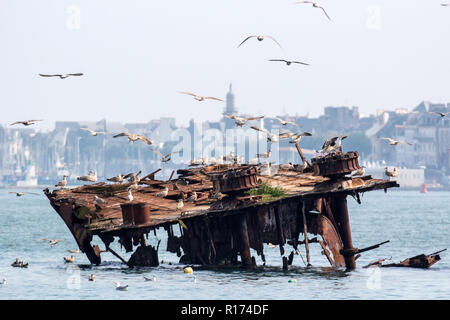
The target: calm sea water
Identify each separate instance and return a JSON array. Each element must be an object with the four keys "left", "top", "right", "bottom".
[{"left": 0, "top": 188, "right": 449, "bottom": 300}]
